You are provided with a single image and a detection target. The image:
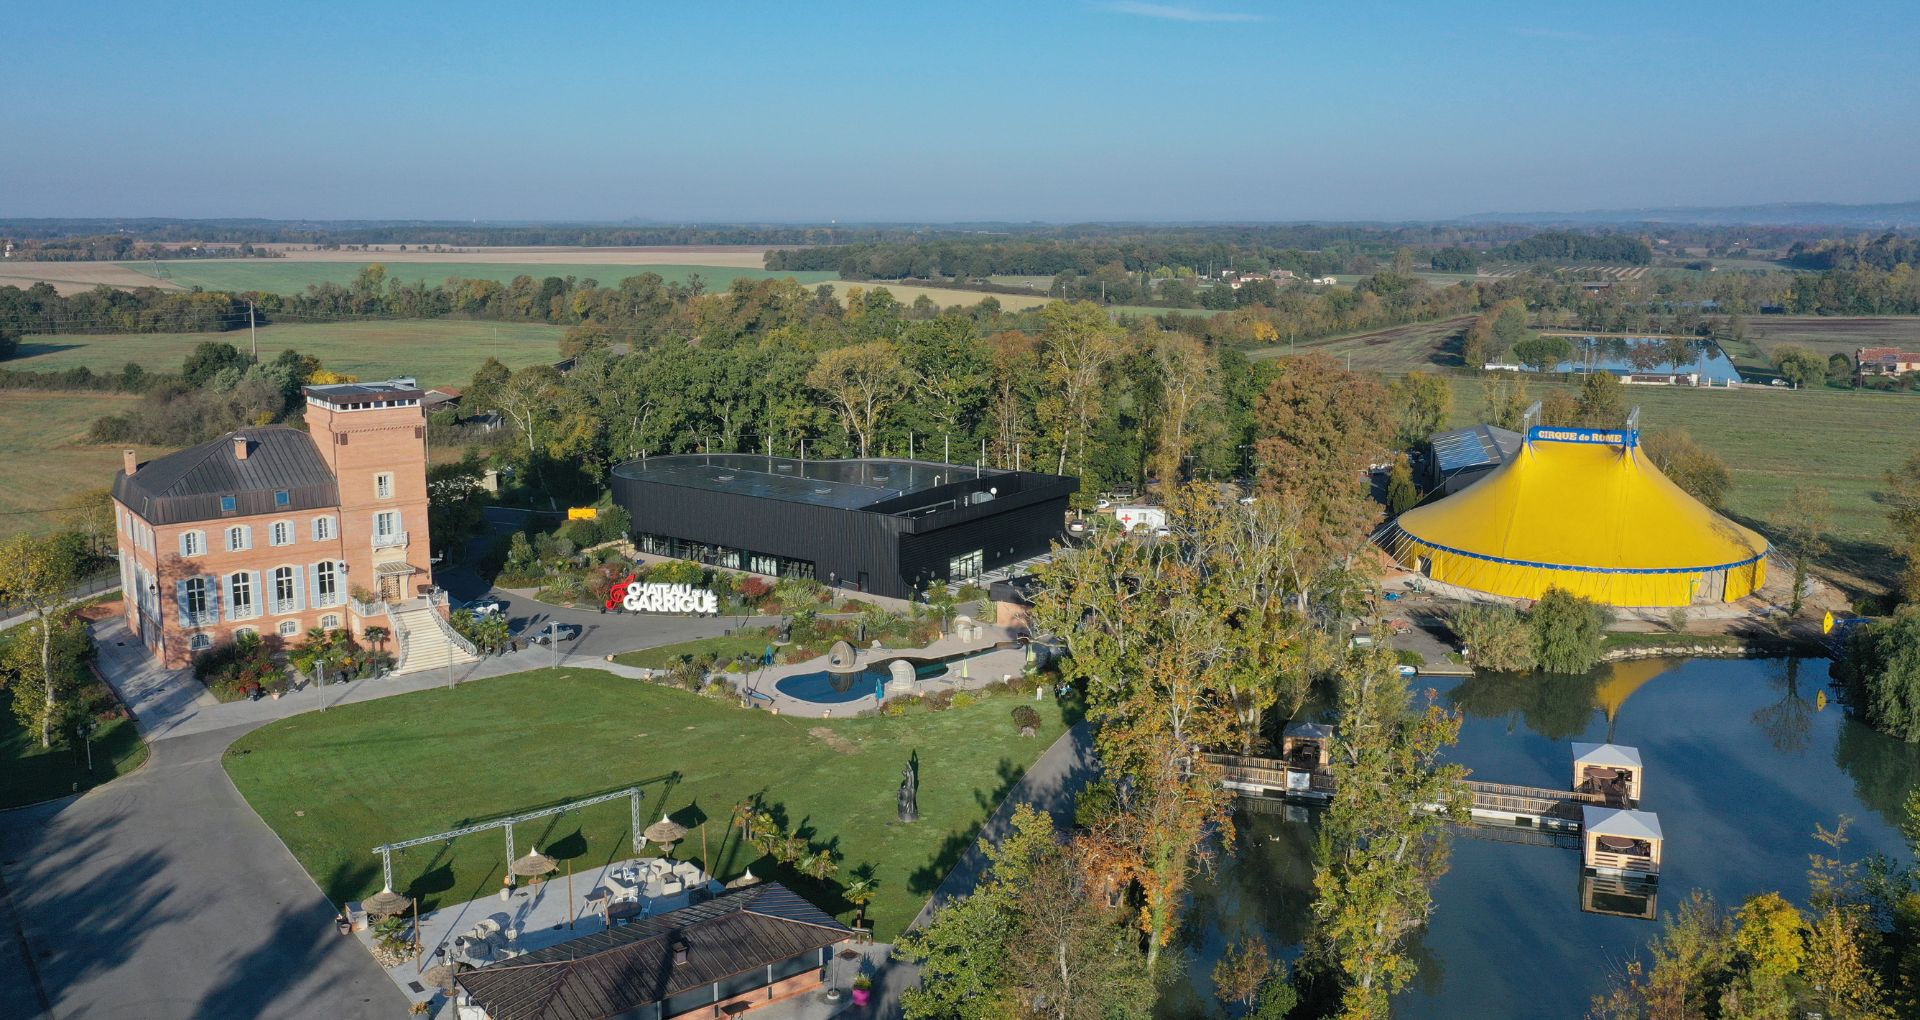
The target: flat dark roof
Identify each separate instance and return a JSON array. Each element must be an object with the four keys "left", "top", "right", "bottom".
[{"left": 611, "top": 455, "right": 1009, "bottom": 512}]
